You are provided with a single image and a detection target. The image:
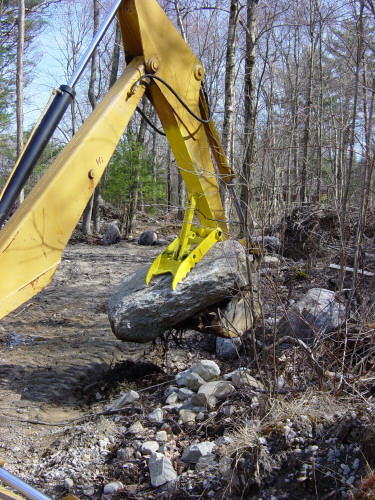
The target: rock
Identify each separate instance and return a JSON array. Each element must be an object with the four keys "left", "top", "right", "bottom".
[
  {"left": 178, "top": 388, "right": 194, "bottom": 401},
  {"left": 166, "top": 392, "right": 179, "bottom": 404},
  {"left": 195, "top": 454, "right": 216, "bottom": 470},
  {"left": 191, "top": 392, "right": 218, "bottom": 410},
  {"left": 156, "top": 431, "right": 168, "bottom": 442},
  {"left": 278, "top": 288, "right": 346, "bottom": 340},
  {"left": 139, "top": 230, "right": 157, "bottom": 246},
  {"left": 102, "top": 224, "right": 121, "bottom": 246},
  {"left": 141, "top": 441, "right": 159, "bottom": 455},
  {"left": 191, "top": 360, "right": 220, "bottom": 381},
  {"left": 162, "top": 403, "right": 183, "bottom": 412},
  {"left": 197, "top": 380, "right": 235, "bottom": 401},
  {"left": 108, "top": 240, "right": 254, "bottom": 342},
  {"left": 154, "top": 238, "right": 168, "bottom": 246},
  {"left": 181, "top": 441, "right": 216, "bottom": 464},
  {"left": 148, "top": 408, "right": 164, "bottom": 423},
  {"left": 175, "top": 369, "right": 192, "bottom": 387},
  {"left": 148, "top": 452, "right": 177, "bottom": 487},
  {"left": 263, "top": 255, "right": 280, "bottom": 268},
  {"left": 216, "top": 337, "right": 241, "bottom": 360},
  {"left": 215, "top": 436, "right": 232, "bottom": 446},
  {"left": 200, "top": 292, "right": 256, "bottom": 337},
  {"left": 128, "top": 421, "right": 144, "bottom": 435},
  {"left": 252, "top": 235, "right": 280, "bottom": 252},
  {"left": 103, "top": 481, "right": 123, "bottom": 495},
  {"left": 109, "top": 390, "right": 140, "bottom": 410},
  {"left": 178, "top": 409, "right": 197, "bottom": 424},
  {"left": 117, "top": 447, "right": 134, "bottom": 460},
  {"left": 64, "top": 478, "right": 74, "bottom": 490},
  {"left": 230, "top": 368, "right": 264, "bottom": 390},
  {"left": 164, "top": 386, "right": 179, "bottom": 397},
  {"left": 185, "top": 372, "right": 206, "bottom": 392}
]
